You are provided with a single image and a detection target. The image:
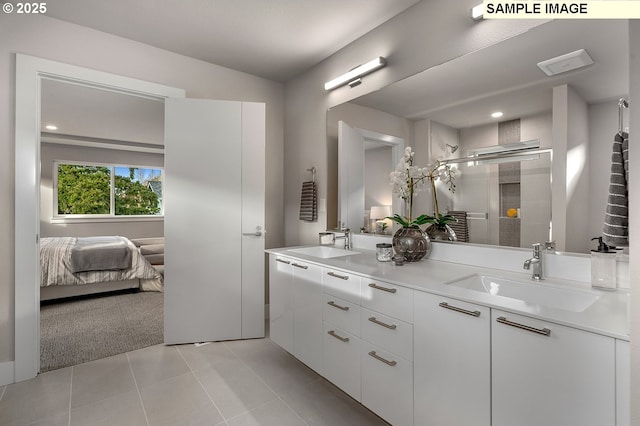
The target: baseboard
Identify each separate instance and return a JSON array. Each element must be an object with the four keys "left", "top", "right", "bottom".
[{"left": 0, "top": 361, "right": 15, "bottom": 386}]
